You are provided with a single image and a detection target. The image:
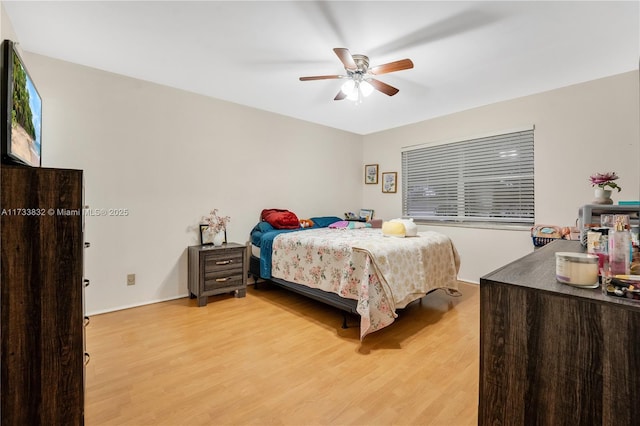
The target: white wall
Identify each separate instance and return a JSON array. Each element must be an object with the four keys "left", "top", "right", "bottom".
[
  {"left": 22, "top": 53, "right": 363, "bottom": 314},
  {"left": 363, "top": 71, "right": 640, "bottom": 282}
]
